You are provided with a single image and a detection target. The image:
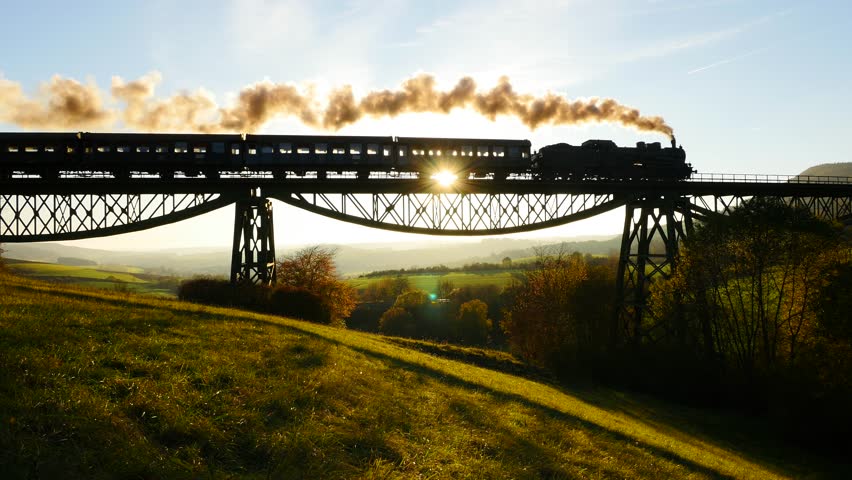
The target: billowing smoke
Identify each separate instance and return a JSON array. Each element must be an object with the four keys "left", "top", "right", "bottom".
[
  {"left": 1, "top": 72, "right": 674, "bottom": 138},
  {"left": 0, "top": 75, "right": 113, "bottom": 129}
]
